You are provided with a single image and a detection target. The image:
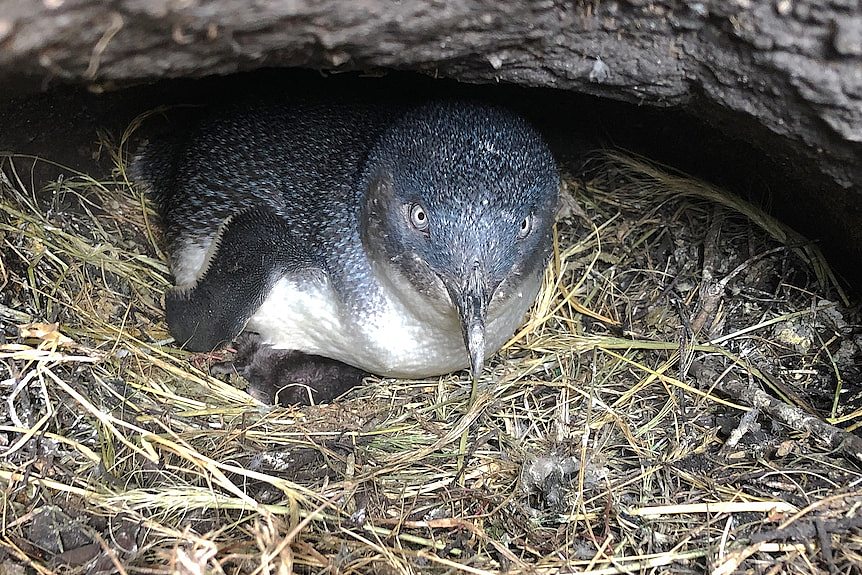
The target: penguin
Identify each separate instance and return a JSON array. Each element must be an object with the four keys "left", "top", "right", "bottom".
[{"left": 133, "top": 97, "right": 559, "bottom": 401}]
